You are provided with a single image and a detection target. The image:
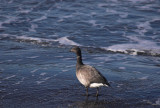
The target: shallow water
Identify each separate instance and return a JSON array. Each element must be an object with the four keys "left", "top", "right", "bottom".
[{"left": 0, "top": 0, "right": 160, "bottom": 107}]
